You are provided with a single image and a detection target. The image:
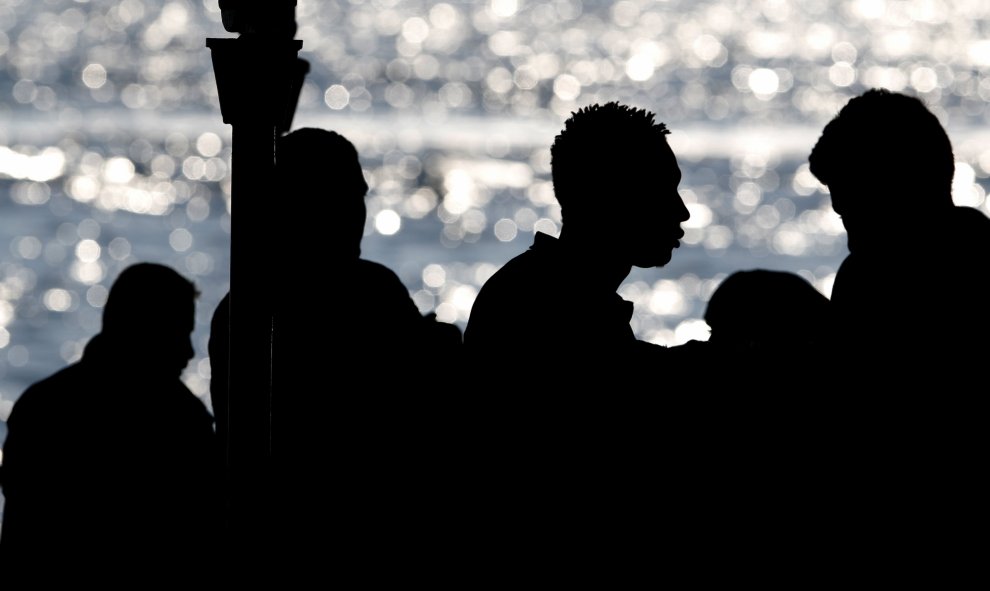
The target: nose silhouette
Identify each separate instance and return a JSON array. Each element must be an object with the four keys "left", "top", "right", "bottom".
[{"left": 677, "top": 193, "right": 690, "bottom": 223}]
